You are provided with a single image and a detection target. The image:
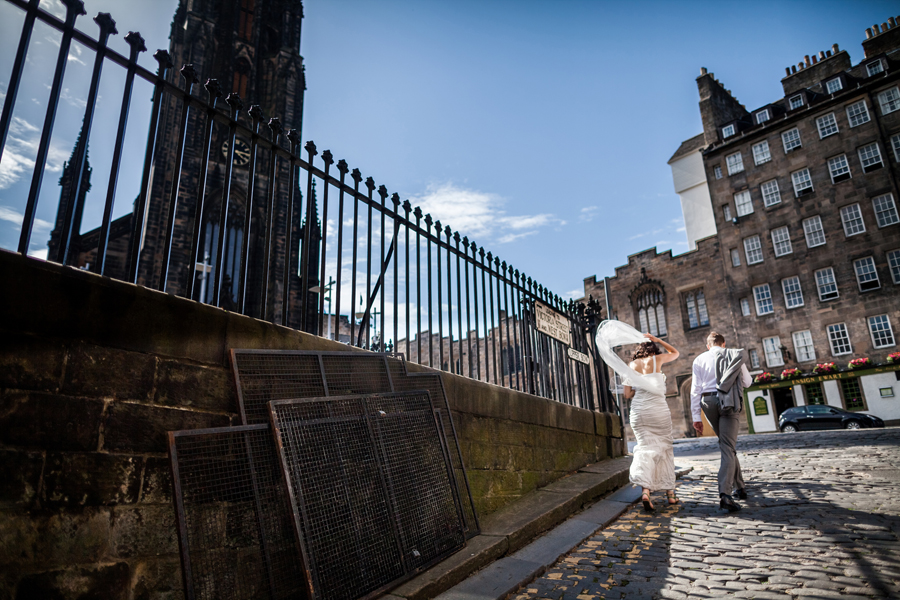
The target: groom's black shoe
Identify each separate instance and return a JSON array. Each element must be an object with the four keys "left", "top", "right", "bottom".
[
  {"left": 720, "top": 494, "right": 742, "bottom": 512},
  {"left": 735, "top": 488, "right": 748, "bottom": 500}
]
